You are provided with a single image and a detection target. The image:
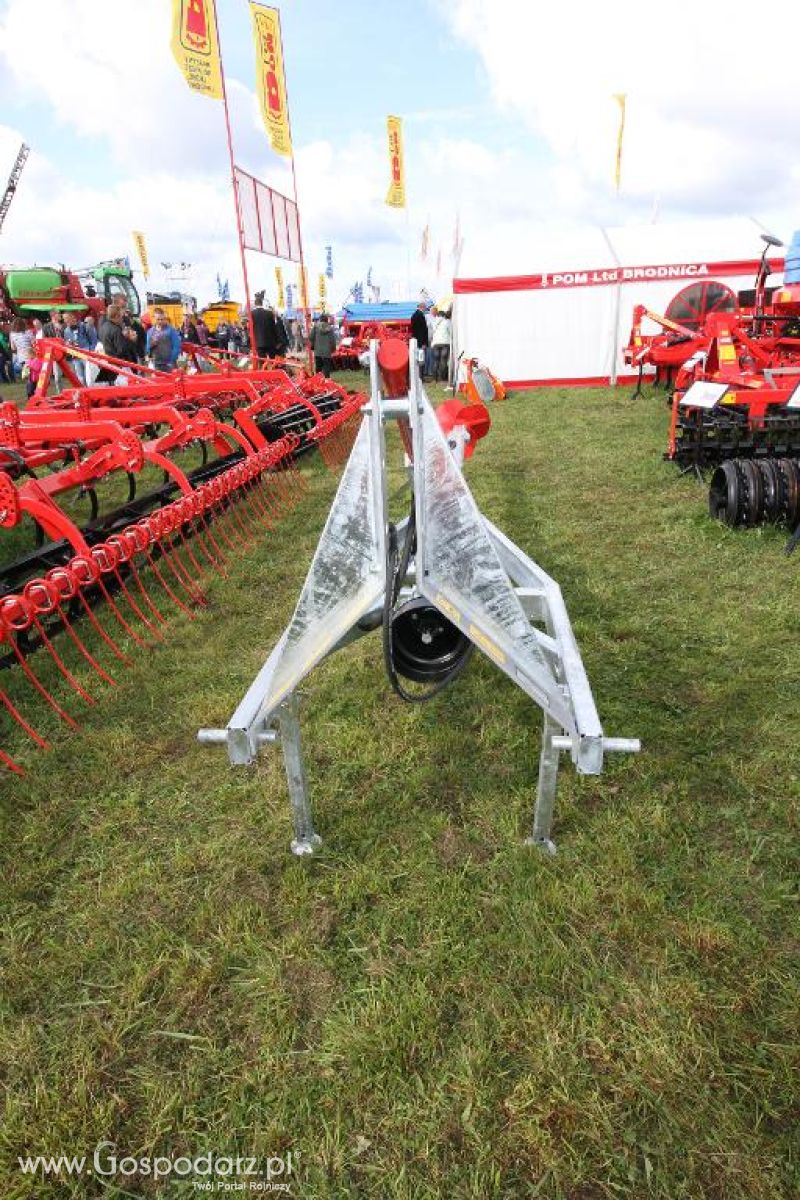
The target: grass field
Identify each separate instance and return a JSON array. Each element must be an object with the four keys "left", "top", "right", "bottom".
[{"left": 1, "top": 372, "right": 798, "bottom": 1198}]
